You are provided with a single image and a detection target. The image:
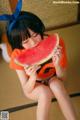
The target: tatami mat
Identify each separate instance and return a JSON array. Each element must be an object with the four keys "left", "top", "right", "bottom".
[
  {"left": 0, "top": 24, "right": 80, "bottom": 119},
  {"left": 9, "top": 97, "right": 80, "bottom": 120}
]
